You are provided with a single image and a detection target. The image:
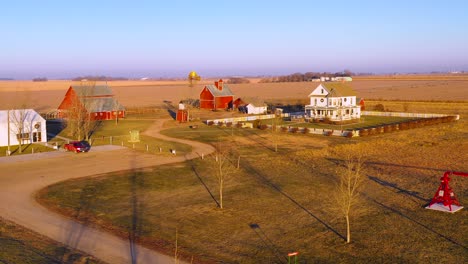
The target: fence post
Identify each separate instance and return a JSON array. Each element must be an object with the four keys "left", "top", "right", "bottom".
[
  {"left": 159, "top": 147, "right": 162, "bottom": 153},
  {"left": 121, "top": 141, "right": 124, "bottom": 146},
  {"left": 146, "top": 144, "right": 149, "bottom": 152},
  {"left": 110, "top": 136, "right": 113, "bottom": 145},
  {"left": 133, "top": 143, "right": 135, "bottom": 149},
  {"left": 32, "top": 148, "right": 34, "bottom": 154}
]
